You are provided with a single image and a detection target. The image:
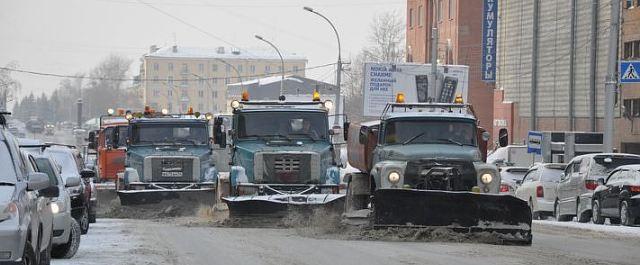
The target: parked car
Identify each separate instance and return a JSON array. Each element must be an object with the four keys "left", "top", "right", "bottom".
[
  {"left": 33, "top": 156, "right": 82, "bottom": 258},
  {"left": 43, "top": 146, "right": 96, "bottom": 234},
  {"left": 499, "top": 167, "right": 529, "bottom": 195},
  {"left": 555, "top": 153, "right": 640, "bottom": 222},
  {"left": 0, "top": 122, "right": 58, "bottom": 265},
  {"left": 488, "top": 145, "right": 541, "bottom": 168},
  {"left": 592, "top": 165, "right": 640, "bottom": 226},
  {"left": 515, "top": 163, "right": 565, "bottom": 219}
]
